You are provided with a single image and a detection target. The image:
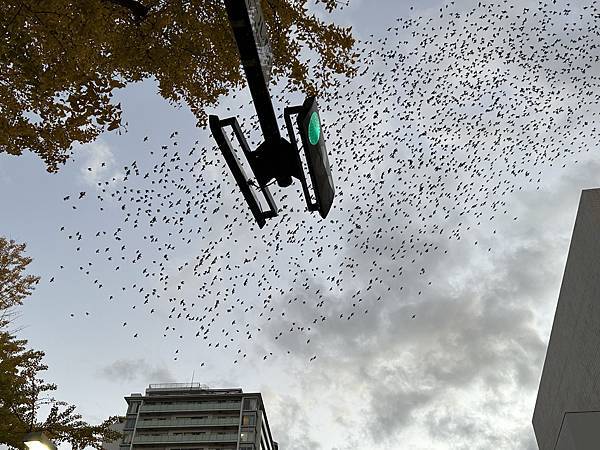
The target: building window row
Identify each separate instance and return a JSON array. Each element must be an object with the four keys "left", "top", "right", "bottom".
[
  {"left": 143, "top": 416, "right": 209, "bottom": 421},
  {"left": 145, "top": 400, "right": 238, "bottom": 406},
  {"left": 137, "top": 432, "right": 232, "bottom": 437},
  {"left": 168, "top": 448, "right": 234, "bottom": 450},
  {"left": 138, "top": 401, "right": 242, "bottom": 413},
  {"left": 139, "top": 415, "right": 237, "bottom": 420}
]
